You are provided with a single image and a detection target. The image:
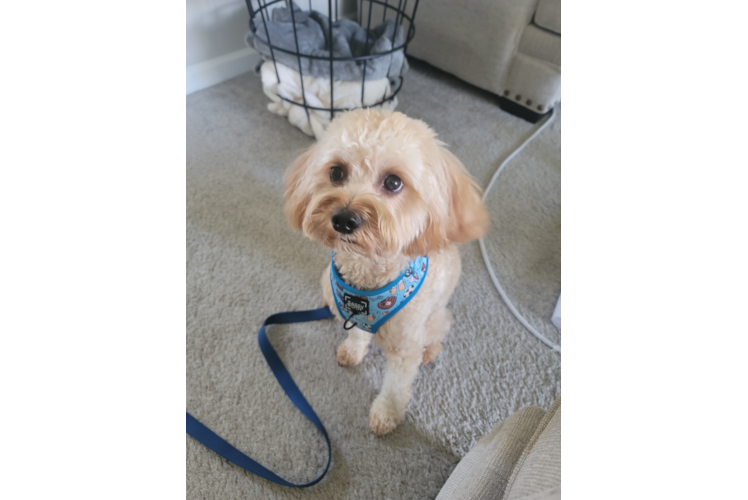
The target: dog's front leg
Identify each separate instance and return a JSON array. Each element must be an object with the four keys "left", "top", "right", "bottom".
[
  {"left": 337, "top": 327, "right": 372, "bottom": 366},
  {"left": 369, "top": 346, "right": 422, "bottom": 436}
]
